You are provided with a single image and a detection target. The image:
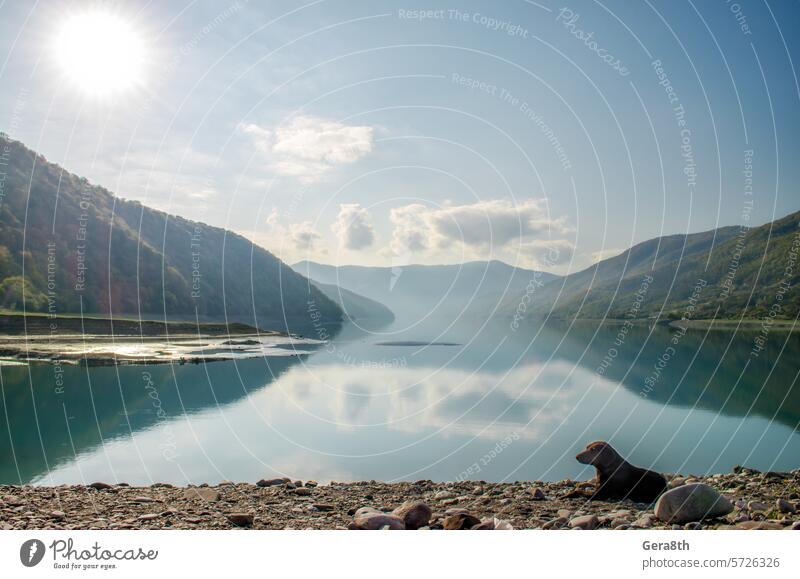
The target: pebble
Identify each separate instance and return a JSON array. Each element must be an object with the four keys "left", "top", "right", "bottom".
[
  {"left": 776, "top": 498, "right": 796, "bottom": 514},
  {"left": 684, "top": 522, "right": 702, "bottom": 530},
  {"left": 569, "top": 514, "right": 599, "bottom": 530},
  {"left": 542, "top": 517, "right": 568, "bottom": 530},
  {"left": 631, "top": 515, "right": 655, "bottom": 529},
  {"left": 531, "top": 487, "right": 546, "bottom": 501},
  {"left": 256, "top": 478, "right": 288, "bottom": 487},
  {"left": 132, "top": 496, "right": 157, "bottom": 504},
  {"left": 88, "top": 482, "right": 113, "bottom": 490},
  {"left": 182, "top": 488, "right": 220, "bottom": 502},
  {"left": 443, "top": 512, "right": 481, "bottom": 530},
  {"left": 747, "top": 500, "right": 768, "bottom": 512},
  {"left": 353, "top": 507, "right": 405, "bottom": 530},
  {"left": 50, "top": 510, "right": 66, "bottom": 520},
  {"left": 227, "top": 513, "right": 255, "bottom": 527}
]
